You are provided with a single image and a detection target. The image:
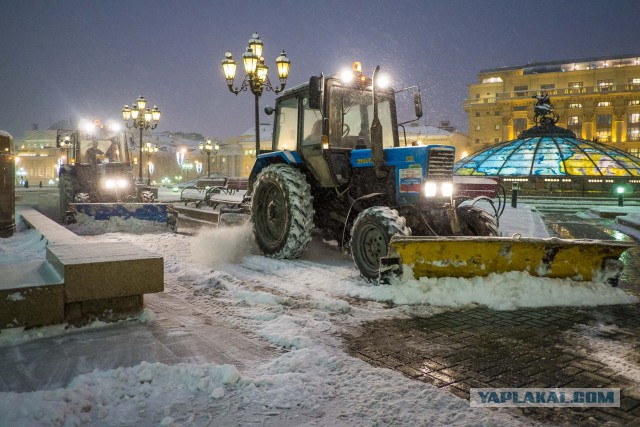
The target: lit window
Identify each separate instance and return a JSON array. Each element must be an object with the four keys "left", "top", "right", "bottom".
[
  {"left": 475, "top": 124, "right": 481, "bottom": 131},
  {"left": 482, "top": 77, "right": 504, "bottom": 83},
  {"left": 597, "top": 101, "right": 612, "bottom": 107},
  {"left": 629, "top": 148, "right": 640, "bottom": 157},
  {"left": 568, "top": 116, "right": 580, "bottom": 125},
  {"left": 629, "top": 100, "right": 640, "bottom": 106},
  {"left": 568, "top": 103, "right": 582, "bottom": 108},
  {"left": 630, "top": 113, "right": 640, "bottom": 124},
  {"left": 568, "top": 82, "right": 583, "bottom": 88},
  {"left": 494, "top": 124, "right": 500, "bottom": 130},
  {"left": 514, "top": 85, "right": 528, "bottom": 96},
  {"left": 629, "top": 78, "right": 640, "bottom": 84},
  {"left": 597, "top": 79, "right": 613, "bottom": 91}
]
